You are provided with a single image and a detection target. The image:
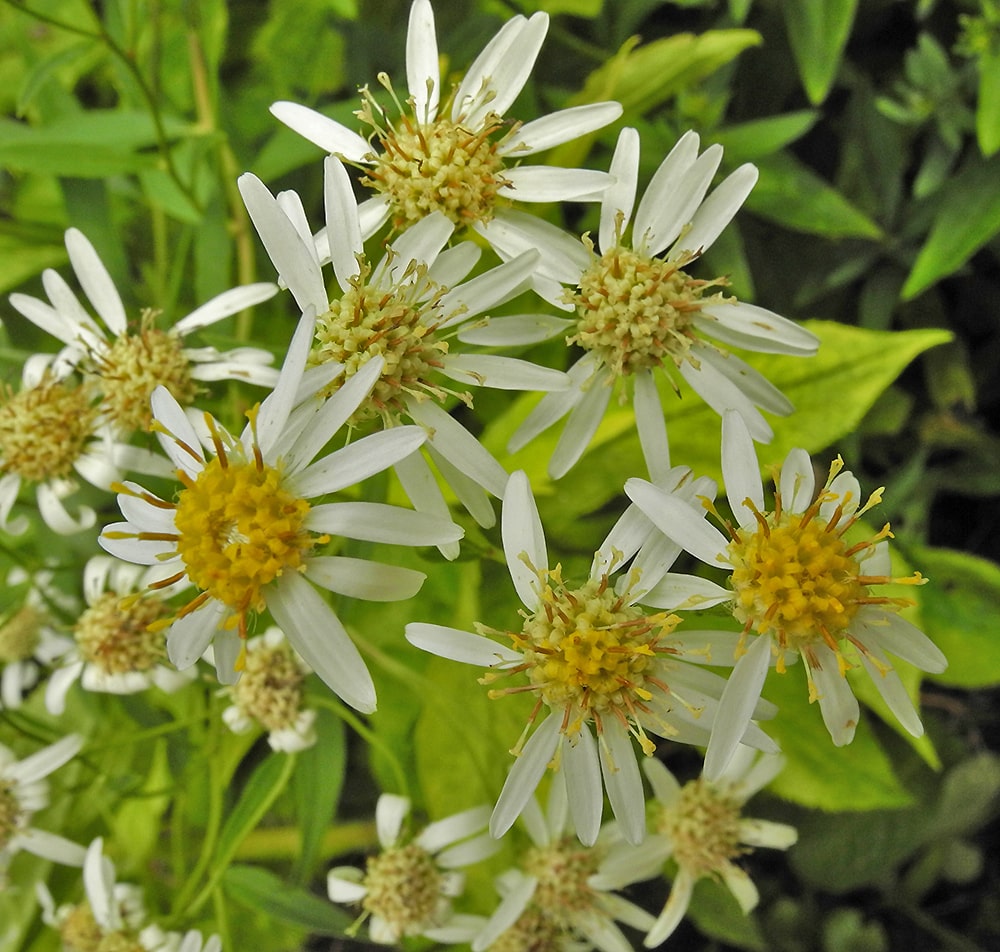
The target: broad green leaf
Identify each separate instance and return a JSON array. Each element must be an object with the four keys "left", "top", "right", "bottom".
[
  {"left": 293, "top": 708, "right": 347, "bottom": 883},
  {"left": 904, "top": 544, "right": 1000, "bottom": 688},
  {"left": 713, "top": 111, "right": 819, "bottom": 160},
  {"left": 214, "top": 753, "right": 297, "bottom": 879},
  {"left": 782, "top": 0, "right": 860, "bottom": 105},
  {"left": 764, "top": 667, "right": 913, "bottom": 811},
  {"left": 223, "top": 864, "right": 353, "bottom": 935},
  {"left": 0, "top": 141, "right": 153, "bottom": 177},
  {"left": 976, "top": 48, "right": 1000, "bottom": 156},
  {"left": 748, "top": 153, "right": 883, "bottom": 239},
  {"left": 0, "top": 109, "right": 189, "bottom": 149},
  {"left": 932, "top": 752, "right": 1000, "bottom": 839},
  {"left": 687, "top": 878, "right": 767, "bottom": 951},
  {"left": 902, "top": 151, "right": 1000, "bottom": 299}
]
